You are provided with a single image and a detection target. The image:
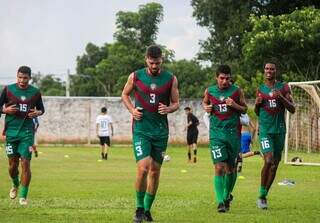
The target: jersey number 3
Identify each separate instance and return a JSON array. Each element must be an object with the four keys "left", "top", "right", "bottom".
[{"left": 150, "top": 93, "right": 156, "bottom": 104}]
